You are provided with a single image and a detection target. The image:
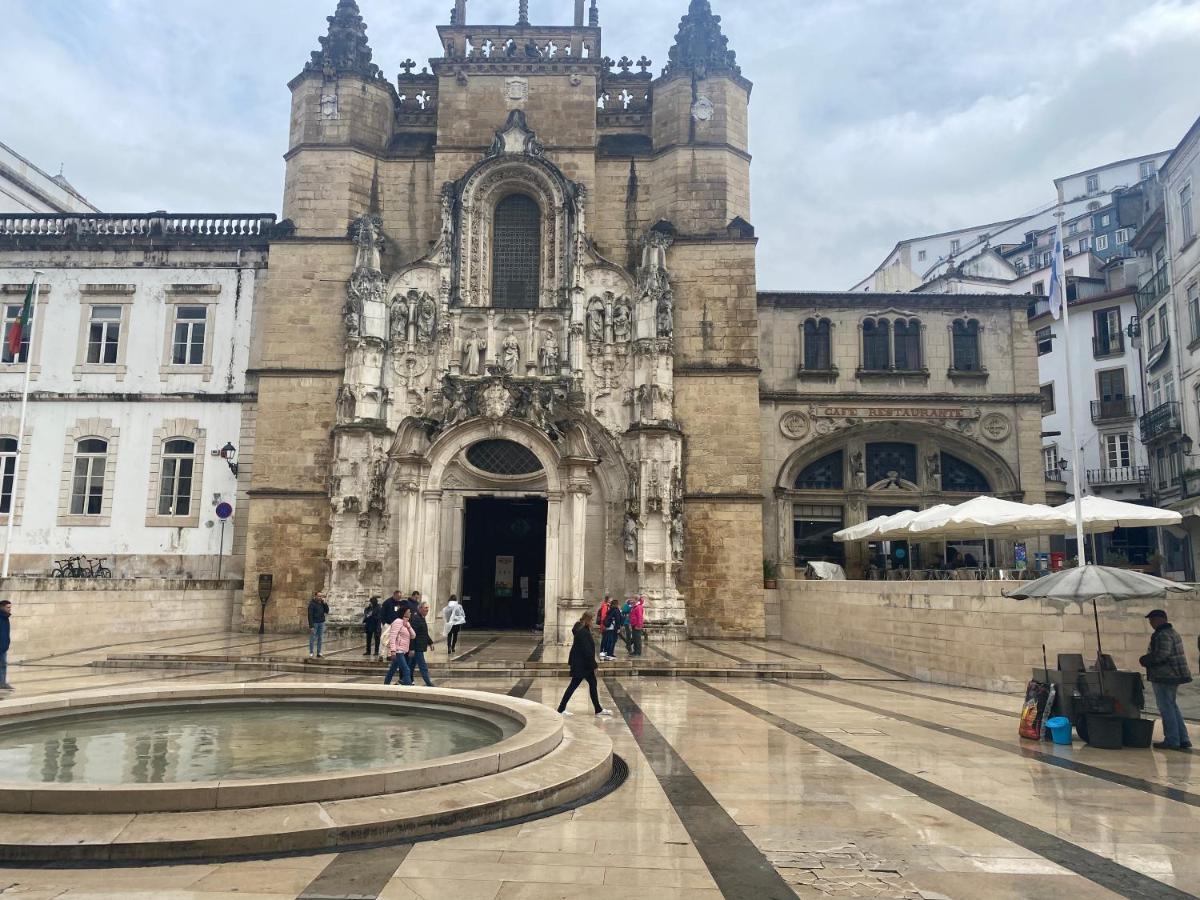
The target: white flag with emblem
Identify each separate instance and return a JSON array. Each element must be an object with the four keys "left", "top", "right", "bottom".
[{"left": 1047, "top": 218, "right": 1066, "bottom": 320}]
